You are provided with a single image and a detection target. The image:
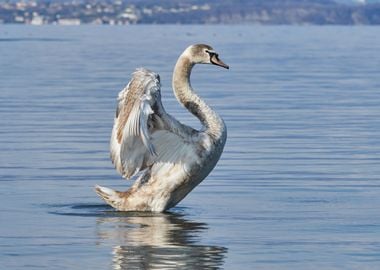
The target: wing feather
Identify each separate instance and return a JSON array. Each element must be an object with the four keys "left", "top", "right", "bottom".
[
  {"left": 111, "top": 68, "right": 163, "bottom": 179},
  {"left": 150, "top": 130, "right": 200, "bottom": 178},
  {"left": 110, "top": 68, "right": 201, "bottom": 180},
  {"left": 139, "top": 95, "right": 156, "bottom": 155}
]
